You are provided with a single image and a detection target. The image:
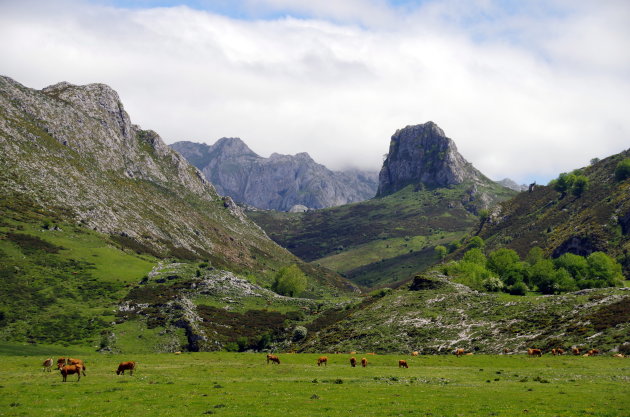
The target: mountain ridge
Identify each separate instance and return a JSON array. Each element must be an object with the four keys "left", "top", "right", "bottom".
[{"left": 171, "top": 138, "right": 379, "bottom": 211}]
